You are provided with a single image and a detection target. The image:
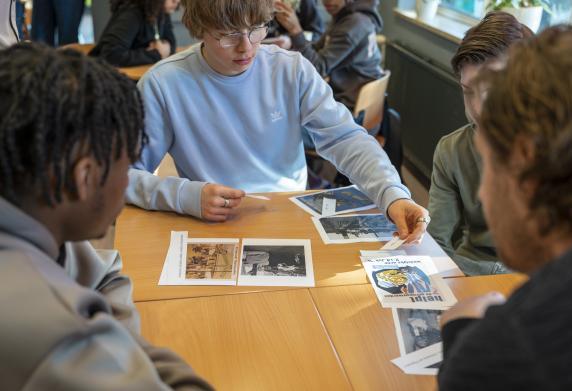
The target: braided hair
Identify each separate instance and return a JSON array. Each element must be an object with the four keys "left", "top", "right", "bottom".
[
  {"left": 111, "top": 0, "right": 165, "bottom": 23},
  {"left": 0, "top": 42, "right": 147, "bottom": 206}
]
